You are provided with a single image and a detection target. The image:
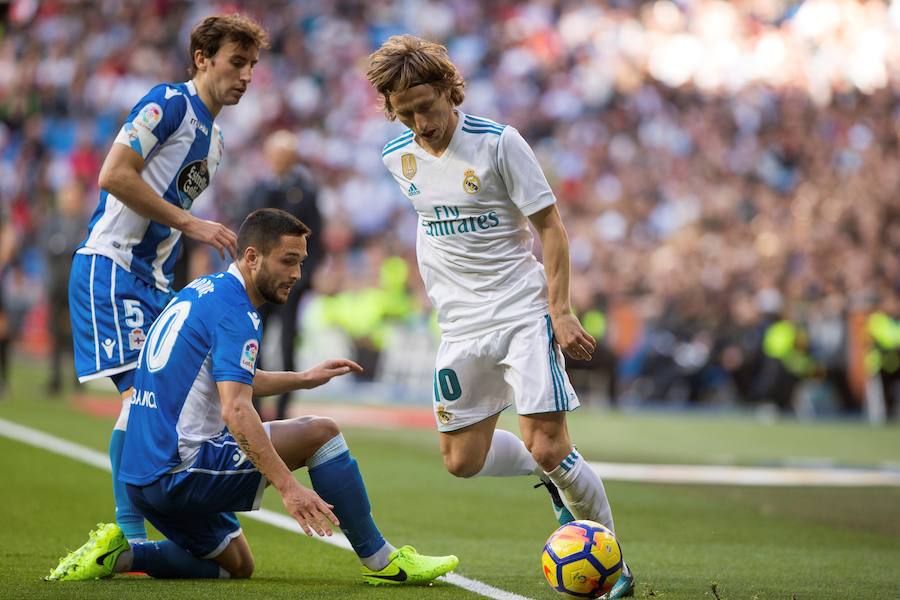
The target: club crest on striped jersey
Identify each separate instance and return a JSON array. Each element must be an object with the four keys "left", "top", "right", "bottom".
[
  {"left": 463, "top": 168, "right": 480, "bottom": 194},
  {"left": 176, "top": 158, "right": 210, "bottom": 209},
  {"left": 128, "top": 328, "right": 146, "bottom": 351},
  {"left": 401, "top": 153, "right": 417, "bottom": 179}
]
